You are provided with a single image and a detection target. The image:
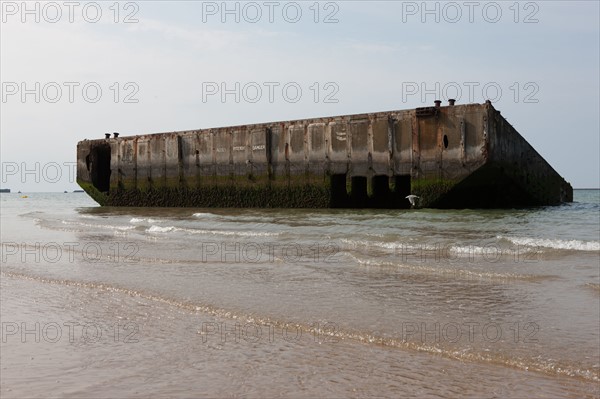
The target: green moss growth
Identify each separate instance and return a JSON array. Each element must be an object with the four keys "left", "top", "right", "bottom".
[
  {"left": 411, "top": 178, "right": 457, "bottom": 207},
  {"left": 104, "top": 184, "right": 331, "bottom": 208},
  {"left": 77, "top": 180, "right": 108, "bottom": 206}
]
